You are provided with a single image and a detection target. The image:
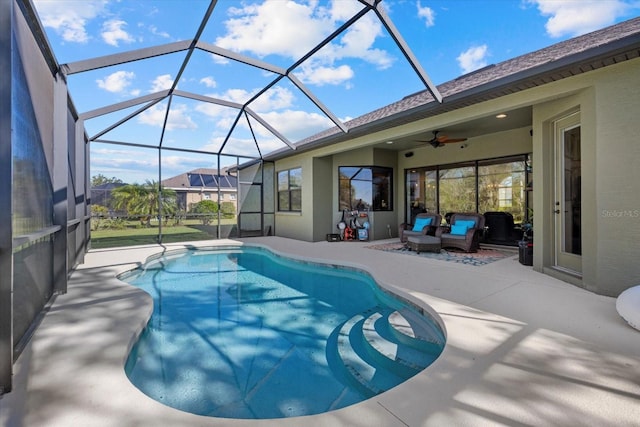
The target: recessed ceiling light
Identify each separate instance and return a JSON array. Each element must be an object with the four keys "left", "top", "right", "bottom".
[
  {"left": 385, "top": 140, "right": 394, "bottom": 144},
  {"left": 496, "top": 113, "right": 507, "bottom": 119}
]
